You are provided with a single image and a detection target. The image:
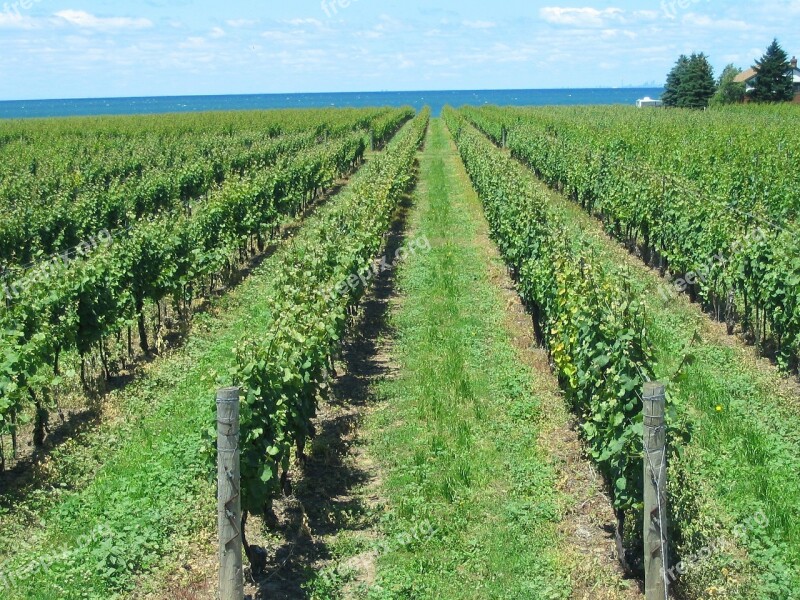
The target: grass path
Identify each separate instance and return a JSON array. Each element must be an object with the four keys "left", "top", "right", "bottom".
[{"left": 311, "top": 119, "right": 639, "bottom": 599}]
